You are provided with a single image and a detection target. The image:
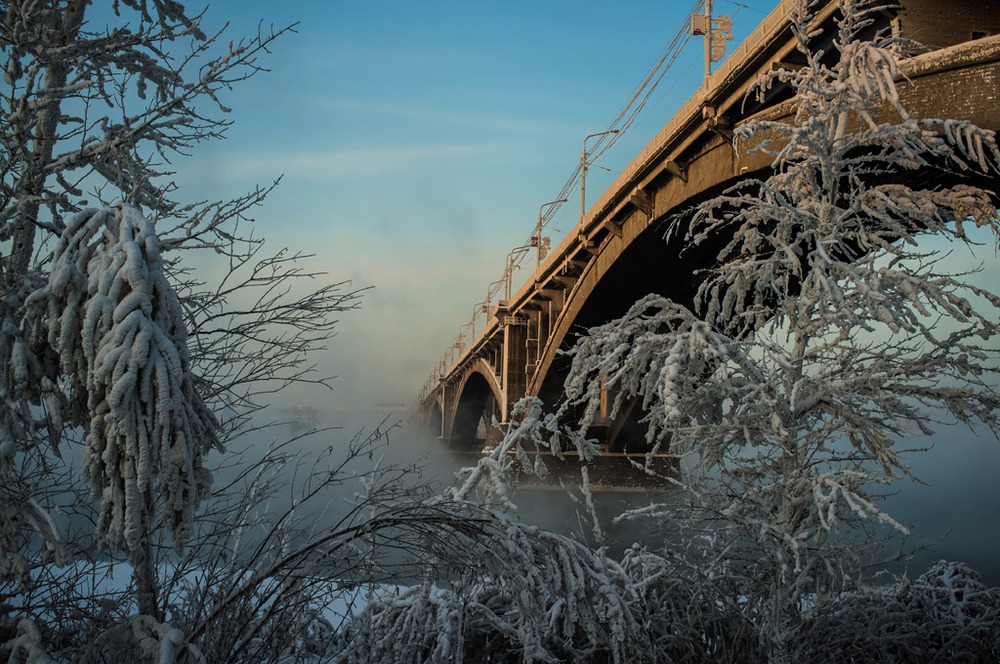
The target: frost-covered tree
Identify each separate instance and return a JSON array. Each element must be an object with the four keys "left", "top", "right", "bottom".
[
  {"left": 0, "top": 0, "right": 361, "bottom": 629},
  {"left": 560, "top": 0, "right": 999, "bottom": 659},
  {"left": 22, "top": 204, "right": 219, "bottom": 617}
]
